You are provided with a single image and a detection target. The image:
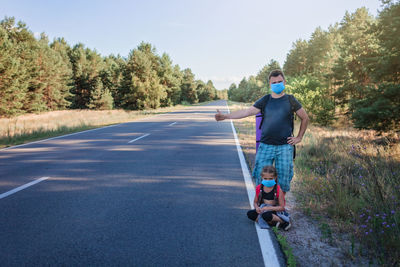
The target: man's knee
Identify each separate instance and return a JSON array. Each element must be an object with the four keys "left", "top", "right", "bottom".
[{"left": 261, "top": 211, "right": 273, "bottom": 222}]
